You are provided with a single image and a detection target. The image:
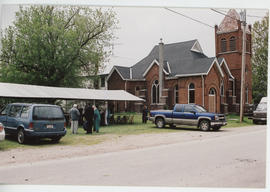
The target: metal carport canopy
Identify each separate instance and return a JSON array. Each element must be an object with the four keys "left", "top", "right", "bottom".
[{"left": 0, "top": 82, "right": 144, "bottom": 101}]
